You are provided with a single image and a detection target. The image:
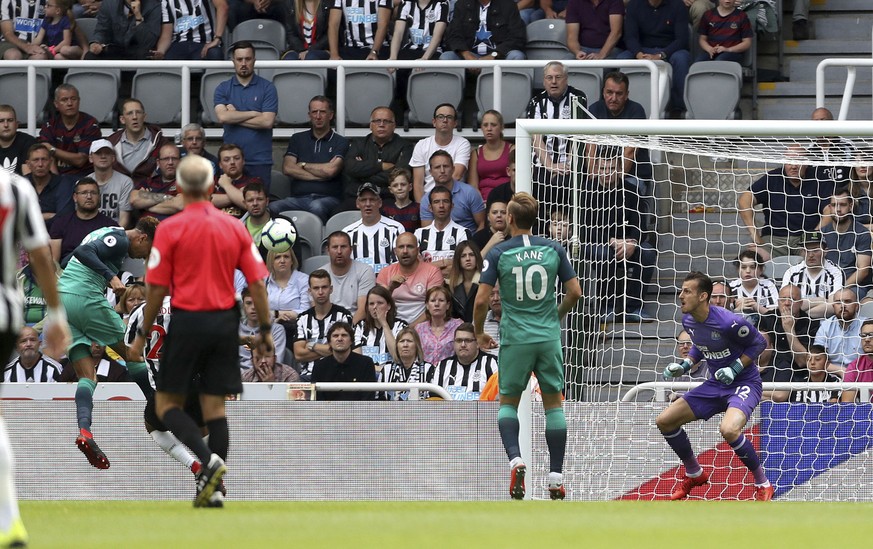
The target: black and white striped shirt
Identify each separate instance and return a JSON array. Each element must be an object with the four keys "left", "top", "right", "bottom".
[
  {"left": 397, "top": 0, "right": 448, "bottom": 51},
  {"left": 384, "top": 359, "right": 433, "bottom": 400},
  {"left": 781, "top": 260, "right": 844, "bottom": 299},
  {"left": 414, "top": 220, "right": 469, "bottom": 264},
  {"left": 428, "top": 351, "right": 498, "bottom": 398},
  {"left": 125, "top": 297, "right": 172, "bottom": 385},
  {"left": 161, "top": 0, "right": 216, "bottom": 43},
  {"left": 295, "top": 304, "right": 353, "bottom": 380},
  {"left": 331, "top": 0, "right": 392, "bottom": 49},
  {"left": 0, "top": 170, "right": 49, "bottom": 333},
  {"left": 354, "top": 317, "right": 408, "bottom": 371},
  {"left": 0, "top": 0, "right": 44, "bottom": 42},
  {"left": 3, "top": 354, "right": 62, "bottom": 382},
  {"left": 525, "top": 86, "right": 588, "bottom": 164},
  {"left": 729, "top": 278, "right": 779, "bottom": 310},
  {"left": 343, "top": 217, "right": 404, "bottom": 274}
]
